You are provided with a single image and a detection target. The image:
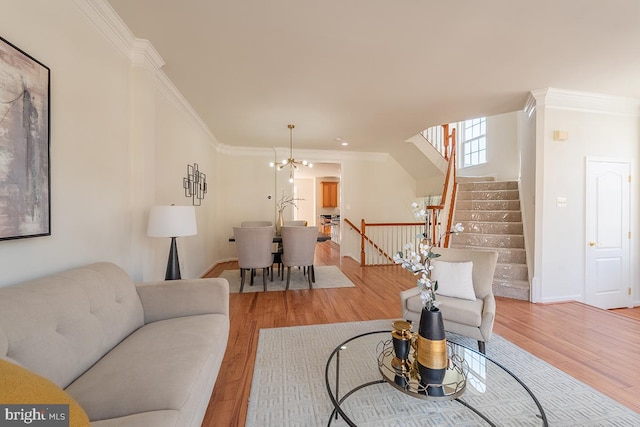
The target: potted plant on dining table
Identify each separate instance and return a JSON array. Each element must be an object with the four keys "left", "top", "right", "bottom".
[{"left": 275, "top": 193, "right": 304, "bottom": 234}]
